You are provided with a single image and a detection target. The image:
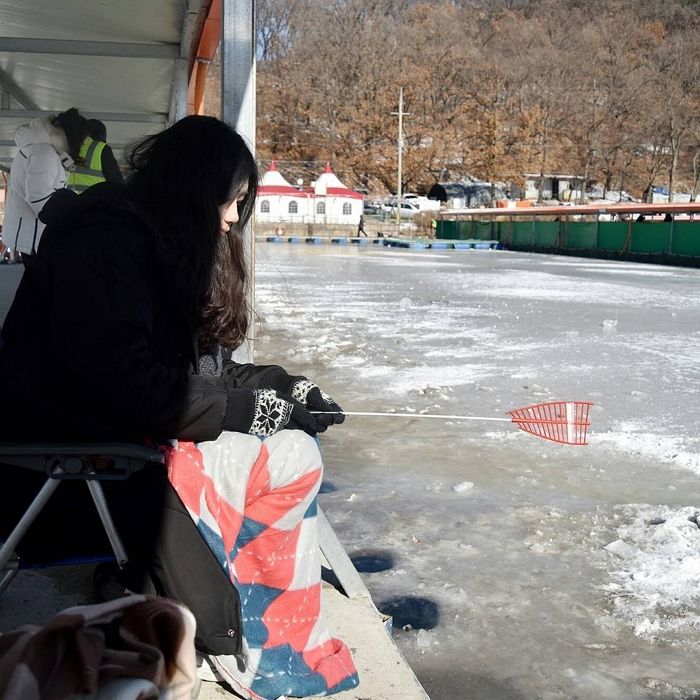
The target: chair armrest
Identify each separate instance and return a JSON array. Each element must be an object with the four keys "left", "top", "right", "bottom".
[{"left": 0, "top": 443, "right": 164, "bottom": 480}]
